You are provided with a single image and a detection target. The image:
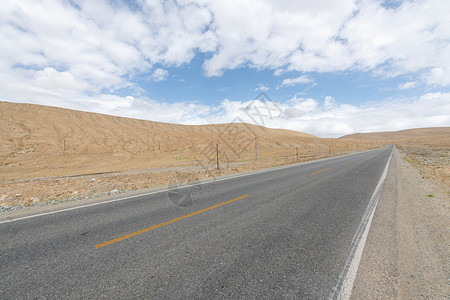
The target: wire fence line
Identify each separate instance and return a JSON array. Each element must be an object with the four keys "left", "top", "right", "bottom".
[{"left": 0, "top": 142, "right": 382, "bottom": 158}]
